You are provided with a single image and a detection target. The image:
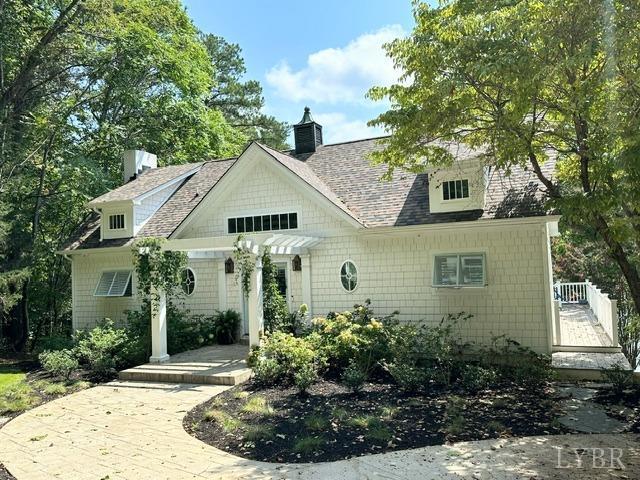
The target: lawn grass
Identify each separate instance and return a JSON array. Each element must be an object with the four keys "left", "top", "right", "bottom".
[
  {"left": 304, "top": 413, "right": 330, "bottom": 431},
  {"left": 203, "top": 409, "right": 244, "bottom": 432},
  {"left": 331, "top": 407, "right": 349, "bottom": 422},
  {"left": 293, "top": 435, "right": 324, "bottom": 454},
  {"left": 243, "top": 425, "right": 275, "bottom": 442},
  {"left": 241, "top": 395, "right": 274, "bottom": 417}
]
